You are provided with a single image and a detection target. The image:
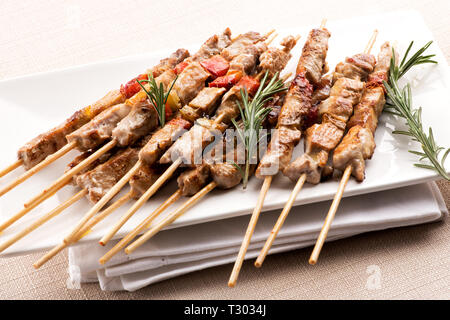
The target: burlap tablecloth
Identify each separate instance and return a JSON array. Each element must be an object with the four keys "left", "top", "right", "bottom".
[{"left": 0, "top": 0, "right": 448, "bottom": 299}]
